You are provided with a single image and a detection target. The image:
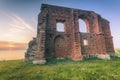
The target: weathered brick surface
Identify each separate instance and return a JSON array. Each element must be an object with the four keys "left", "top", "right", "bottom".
[
  {"left": 25, "top": 4, "right": 115, "bottom": 62},
  {"left": 25, "top": 38, "right": 37, "bottom": 61}
]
